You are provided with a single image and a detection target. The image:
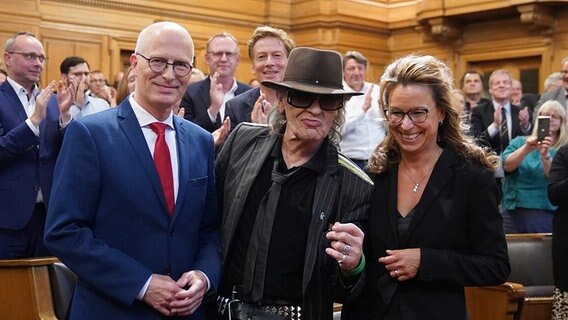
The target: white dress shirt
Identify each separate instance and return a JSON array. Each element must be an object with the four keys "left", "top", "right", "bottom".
[
  {"left": 129, "top": 96, "right": 210, "bottom": 299},
  {"left": 339, "top": 81, "right": 386, "bottom": 160}
]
